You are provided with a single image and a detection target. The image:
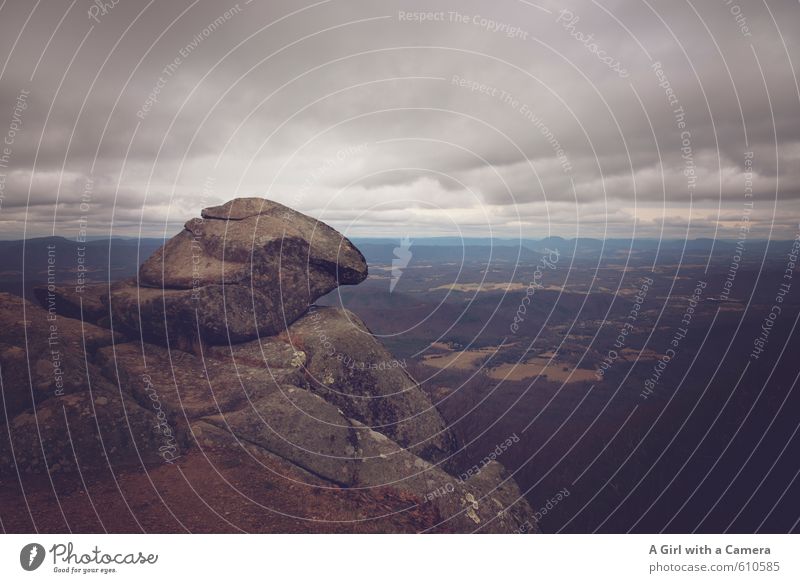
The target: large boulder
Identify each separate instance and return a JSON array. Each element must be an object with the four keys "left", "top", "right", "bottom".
[
  {"left": 107, "top": 284, "right": 279, "bottom": 350},
  {"left": 109, "top": 198, "right": 367, "bottom": 348},
  {"left": 141, "top": 198, "right": 368, "bottom": 288}
]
